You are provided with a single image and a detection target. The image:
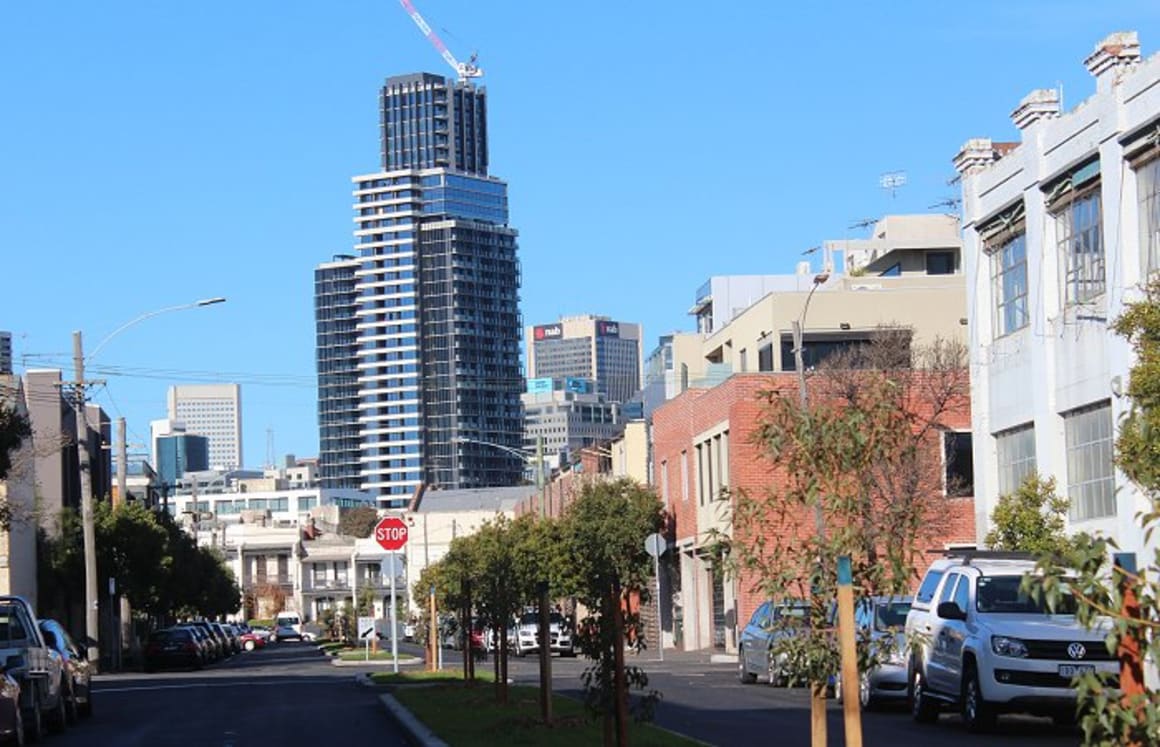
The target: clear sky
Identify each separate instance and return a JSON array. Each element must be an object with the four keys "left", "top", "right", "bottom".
[{"left": 2, "top": 1, "right": 1158, "bottom": 468}]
